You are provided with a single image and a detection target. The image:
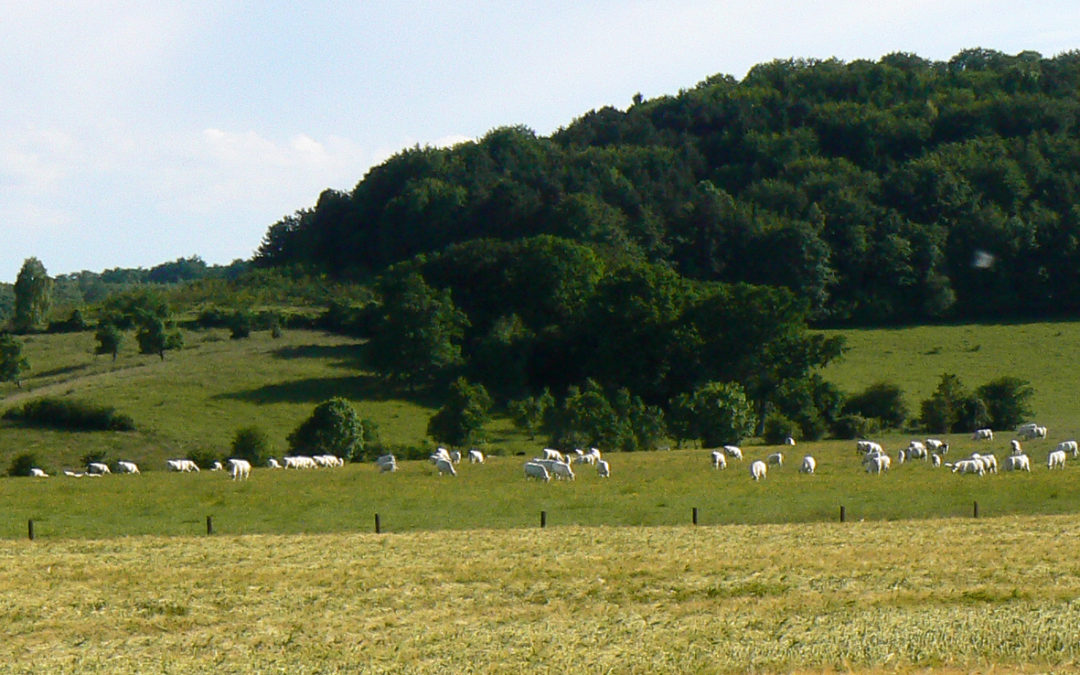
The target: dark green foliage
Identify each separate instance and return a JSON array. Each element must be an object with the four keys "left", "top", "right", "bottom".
[
  {"left": 831, "top": 414, "right": 880, "bottom": 440},
  {"left": 80, "top": 451, "right": 107, "bottom": 466},
  {"left": 0, "top": 333, "right": 29, "bottom": 387},
  {"left": 357, "top": 418, "right": 383, "bottom": 460},
  {"left": 187, "top": 448, "right": 221, "bottom": 470},
  {"left": 228, "top": 310, "right": 252, "bottom": 339},
  {"left": 919, "top": 373, "right": 989, "bottom": 433},
  {"left": 551, "top": 379, "right": 665, "bottom": 451},
  {"left": 12, "top": 257, "right": 52, "bottom": 333},
  {"left": 366, "top": 271, "right": 468, "bottom": 385},
  {"left": 287, "top": 397, "right": 364, "bottom": 460},
  {"left": 843, "top": 382, "right": 908, "bottom": 429},
  {"left": 8, "top": 452, "right": 39, "bottom": 477},
  {"left": 48, "top": 309, "right": 89, "bottom": 333},
  {"left": 3, "top": 397, "right": 135, "bottom": 431},
  {"left": 94, "top": 322, "right": 122, "bottom": 361},
  {"left": 669, "top": 381, "right": 755, "bottom": 447},
  {"left": 136, "top": 317, "right": 183, "bottom": 360},
  {"left": 977, "top": 377, "right": 1035, "bottom": 430},
  {"left": 231, "top": 426, "right": 272, "bottom": 466},
  {"left": 99, "top": 288, "right": 170, "bottom": 330},
  {"left": 508, "top": 389, "right": 554, "bottom": 440},
  {"left": 253, "top": 49, "right": 1080, "bottom": 325},
  {"left": 427, "top": 378, "right": 493, "bottom": 447},
  {"left": 762, "top": 412, "right": 800, "bottom": 445},
  {"left": 769, "top": 375, "right": 844, "bottom": 440}
]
